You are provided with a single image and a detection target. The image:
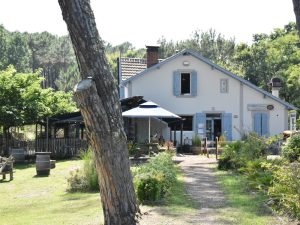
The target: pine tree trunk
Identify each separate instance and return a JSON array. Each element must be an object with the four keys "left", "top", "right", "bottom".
[
  {"left": 58, "top": 1, "right": 139, "bottom": 224},
  {"left": 293, "top": 0, "right": 300, "bottom": 36}
]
